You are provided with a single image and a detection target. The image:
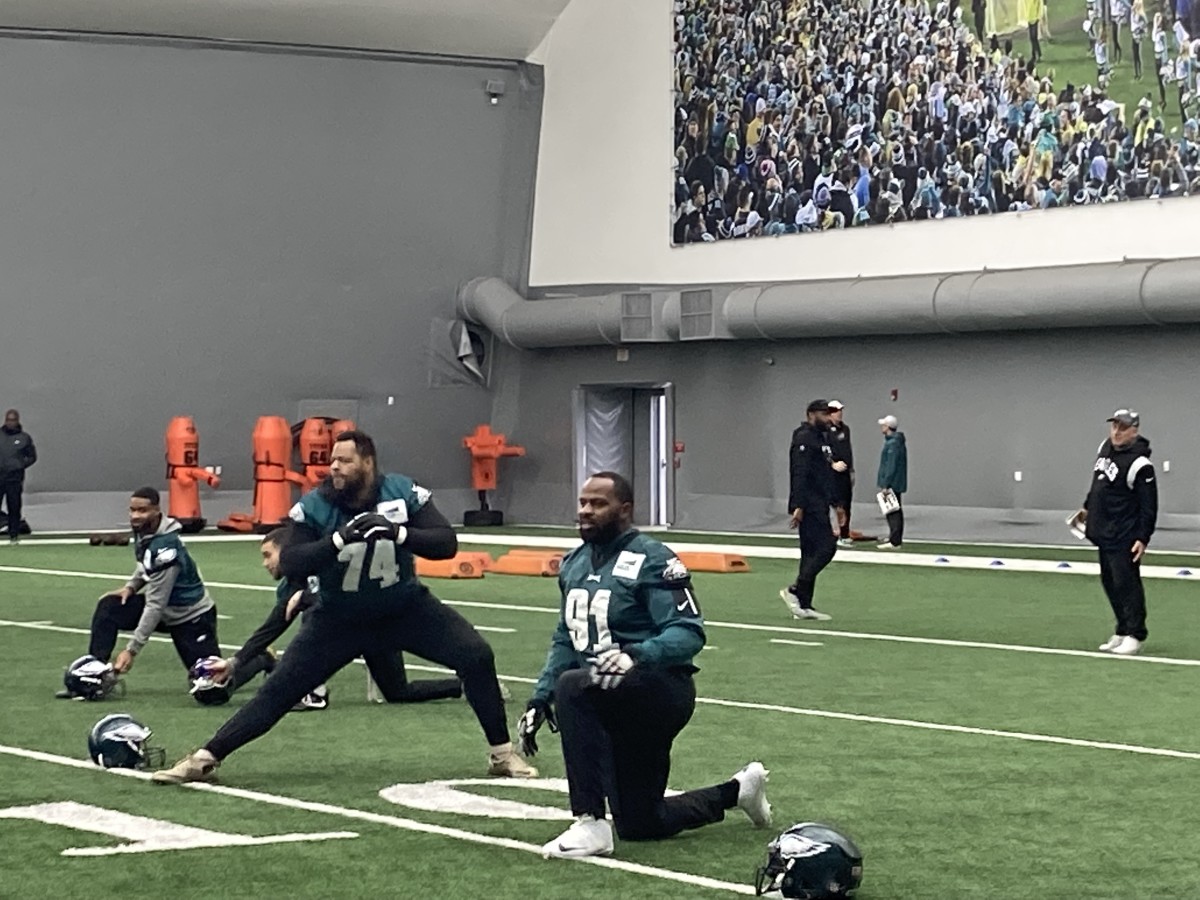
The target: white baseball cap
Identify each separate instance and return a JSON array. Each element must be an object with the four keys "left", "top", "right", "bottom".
[
  {"left": 878, "top": 414, "right": 899, "bottom": 429},
  {"left": 828, "top": 400, "right": 845, "bottom": 410}
]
